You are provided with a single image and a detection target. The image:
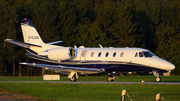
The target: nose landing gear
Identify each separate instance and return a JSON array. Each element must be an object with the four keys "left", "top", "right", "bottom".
[
  {"left": 156, "top": 76, "right": 161, "bottom": 82},
  {"left": 153, "top": 70, "right": 161, "bottom": 82}
]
